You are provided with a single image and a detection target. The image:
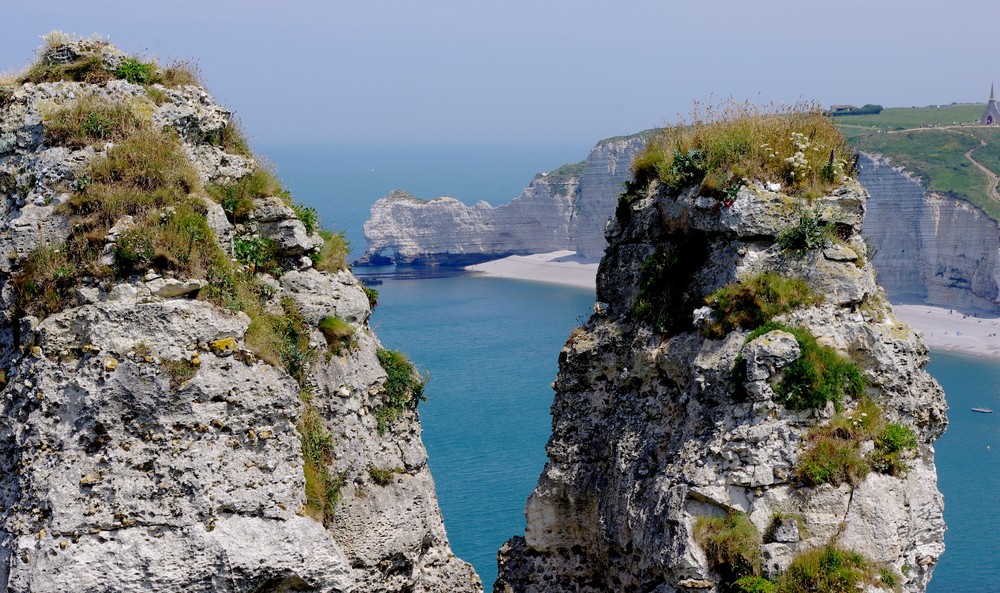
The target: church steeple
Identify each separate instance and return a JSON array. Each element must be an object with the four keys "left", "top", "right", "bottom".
[{"left": 983, "top": 84, "right": 1000, "bottom": 125}]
